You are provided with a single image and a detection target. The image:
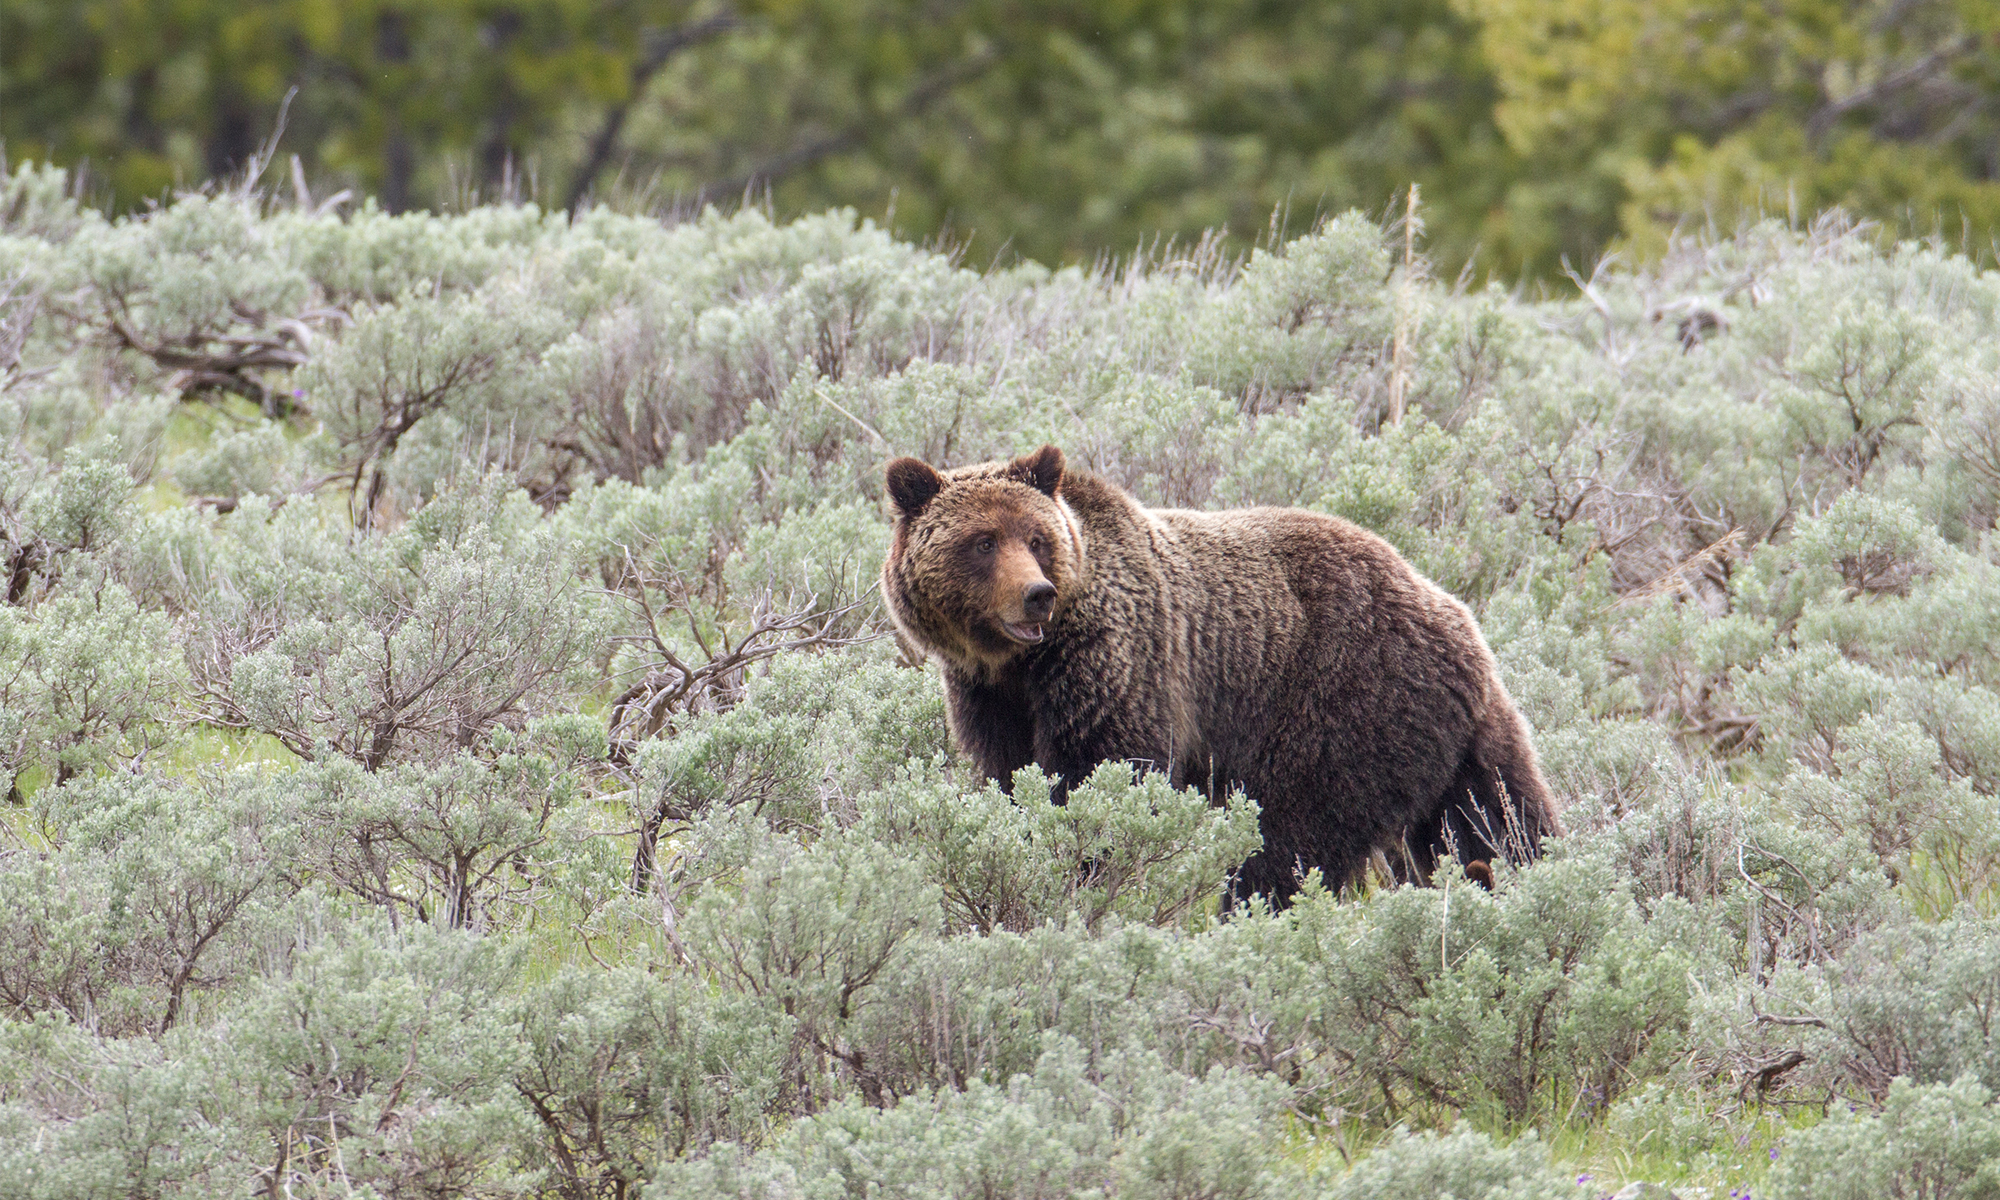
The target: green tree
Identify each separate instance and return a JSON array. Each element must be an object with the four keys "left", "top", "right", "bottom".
[
  {"left": 2, "top": 0, "right": 1518, "bottom": 273},
  {"left": 11, "top": 0, "right": 2000, "bottom": 279},
  {"left": 0, "top": 0, "right": 701, "bottom": 211},
  {"left": 1463, "top": 0, "right": 2000, "bottom": 270}
]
